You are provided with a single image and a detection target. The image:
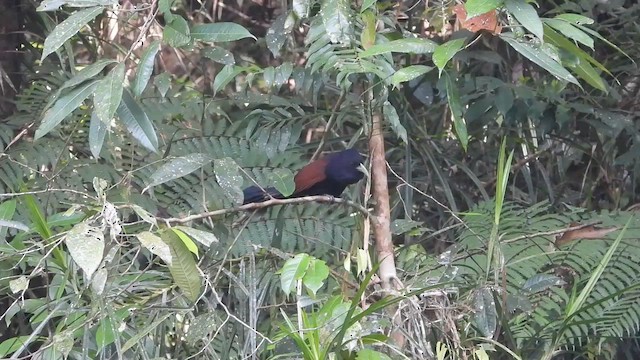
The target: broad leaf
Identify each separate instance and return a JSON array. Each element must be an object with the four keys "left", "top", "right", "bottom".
[
  {"left": 213, "top": 65, "right": 244, "bottom": 94},
  {"left": 445, "top": 72, "right": 468, "bottom": 151},
  {"left": 267, "top": 168, "right": 295, "bottom": 197},
  {"left": 522, "top": 274, "right": 566, "bottom": 293},
  {"left": 41, "top": 7, "right": 103, "bottom": 60},
  {"left": 174, "top": 226, "right": 219, "bottom": 247},
  {"left": 544, "top": 19, "right": 593, "bottom": 49},
  {"left": 117, "top": 89, "right": 159, "bottom": 152},
  {"left": 321, "top": 0, "right": 353, "bottom": 45},
  {"left": 163, "top": 16, "right": 191, "bottom": 47},
  {"left": 465, "top": 0, "right": 502, "bottom": 18},
  {"left": 474, "top": 287, "right": 497, "bottom": 338},
  {"left": 171, "top": 228, "right": 199, "bottom": 257},
  {"left": 35, "top": 80, "right": 98, "bottom": 140},
  {"left": 501, "top": 33, "right": 579, "bottom": 85},
  {"left": 383, "top": 101, "right": 407, "bottom": 143},
  {"left": 132, "top": 41, "right": 161, "bottom": 97},
  {"left": 154, "top": 73, "right": 172, "bottom": 96},
  {"left": 144, "top": 153, "right": 213, "bottom": 191},
  {"left": 505, "top": 0, "right": 543, "bottom": 40},
  {"left": 201, "top": 47, "right": 235, "bottom": 65},
  {"left": 162, "top": 230, "right": 202, "bottom": 302},
  {"left": 65, "top": 222, "right": 104, "bottom": 278},
  {"left": 137, "top": 231, "right": 173, "bottom": 265},
  {"left": 37, "top": 0, "right": 116, "bottom": 11},
  {"left": 213, "top": 157, "right": 244, "bottom": 205},
  {"left": 303, "top": 259, "right": 329, "bottom": 296},
  {"left": 266, "top": 13, "right": 289, "bottom": 56},
  {"left": 57, "top": 59, "right": 117, "bottom": 95},
  {"left": 391, "top": 65, "right": 433, "bottom": 88},
  {"left": 433, "top": 38, "right": 466, "bottom": 74},
  {"left": 191, "top": 23, "right": 255, "bottom": 42},
  {"left": 280, "top": 253, "right": 311, "bottom": 296},
  {"left": 0, "top": 200, "right": 17, "bottom": 242}
]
